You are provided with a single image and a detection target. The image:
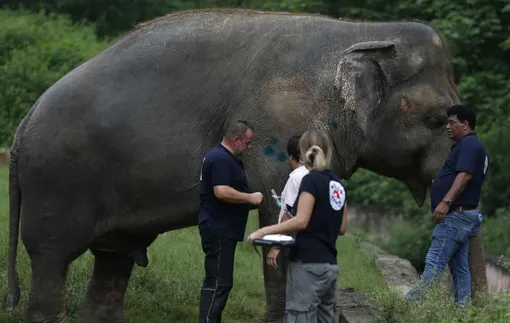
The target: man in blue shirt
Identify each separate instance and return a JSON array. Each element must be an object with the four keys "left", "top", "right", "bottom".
[
  {"left": 198, "top": 119, "right": 263, "bottom": 323},
  {"left": 406, "top": 104, "right": 488, "bottom": 306}
]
